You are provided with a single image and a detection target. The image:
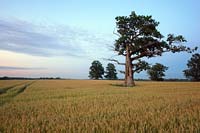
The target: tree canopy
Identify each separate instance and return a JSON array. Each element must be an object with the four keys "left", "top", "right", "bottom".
[
  {"left": 89, "top": 60, "right": 104, "bottom": 80},
  {"left": 112, "top": 11, "right": 197, "bottom": 86},
  {"left": 105, "top": 63, "right": 118, "bottom": 80},
  {"left": 183, "top": 53, "right": 200, "bottom": 81},
  {"left": 147, "top": 63, "right": 168, "bottom": 81}
]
